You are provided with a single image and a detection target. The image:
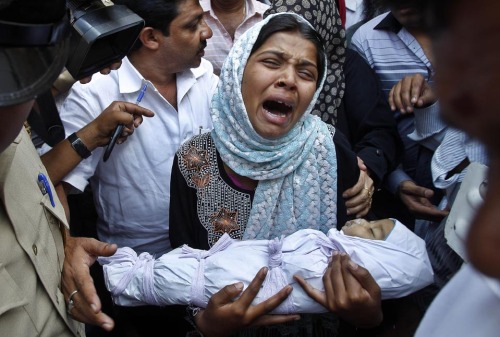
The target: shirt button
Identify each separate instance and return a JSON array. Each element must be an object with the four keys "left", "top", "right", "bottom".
[
  {"left": 32, "top": 244, "right": 38, "bottom": 255},
  {"left": 376, "top": 149, "right": 382, "bottom": 156}
]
